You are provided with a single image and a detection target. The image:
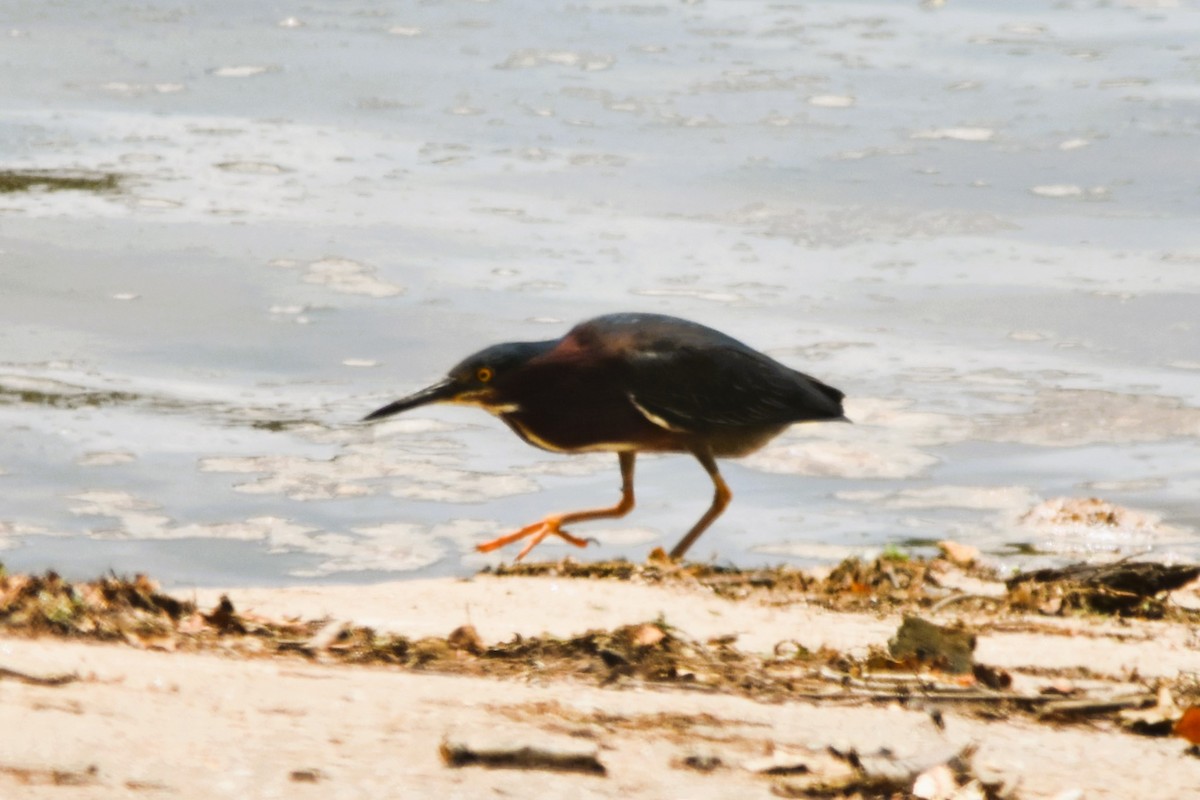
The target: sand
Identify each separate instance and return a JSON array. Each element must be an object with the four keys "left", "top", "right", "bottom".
[{"left": 2, "top": 568, "right": 1198, "bottom": 799}]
